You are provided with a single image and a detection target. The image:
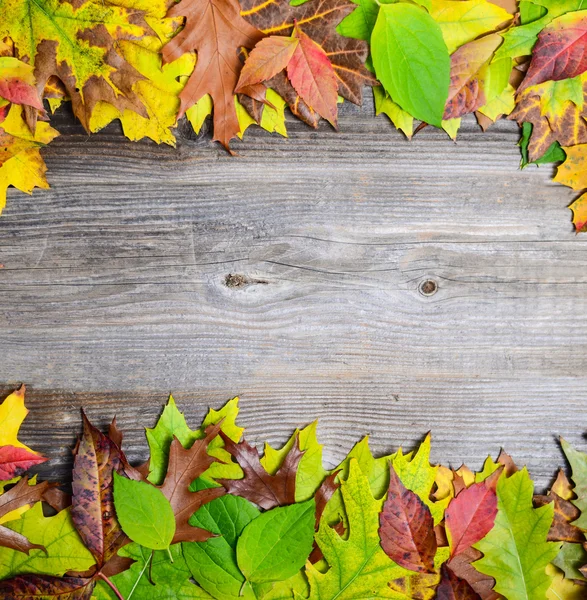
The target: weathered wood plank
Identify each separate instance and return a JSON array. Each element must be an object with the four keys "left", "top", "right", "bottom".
[{"left": 0, "top": 96, "right": 585, "bottom": 490}]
